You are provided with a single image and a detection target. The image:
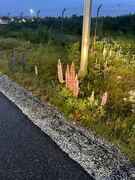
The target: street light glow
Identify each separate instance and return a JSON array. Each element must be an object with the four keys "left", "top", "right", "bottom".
[{"left": 30, "top": 8, "right": 34, "bottom": 16}]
